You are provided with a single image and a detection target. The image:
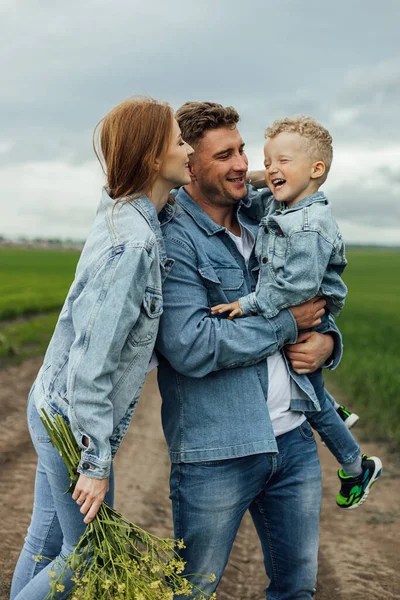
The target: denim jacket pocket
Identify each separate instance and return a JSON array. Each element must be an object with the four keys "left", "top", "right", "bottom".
[
  {"left": 269, "top": 234, "right": 289, "bottom": 281},
  {"left": 128, "top": 288, "right": 163, "bottom": 346},
  {"left": 28, "top": 398, "right": 66, "bottom": 444},
  {"left": 199, "top": 265, "right": 244, "bottom": 305}
]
